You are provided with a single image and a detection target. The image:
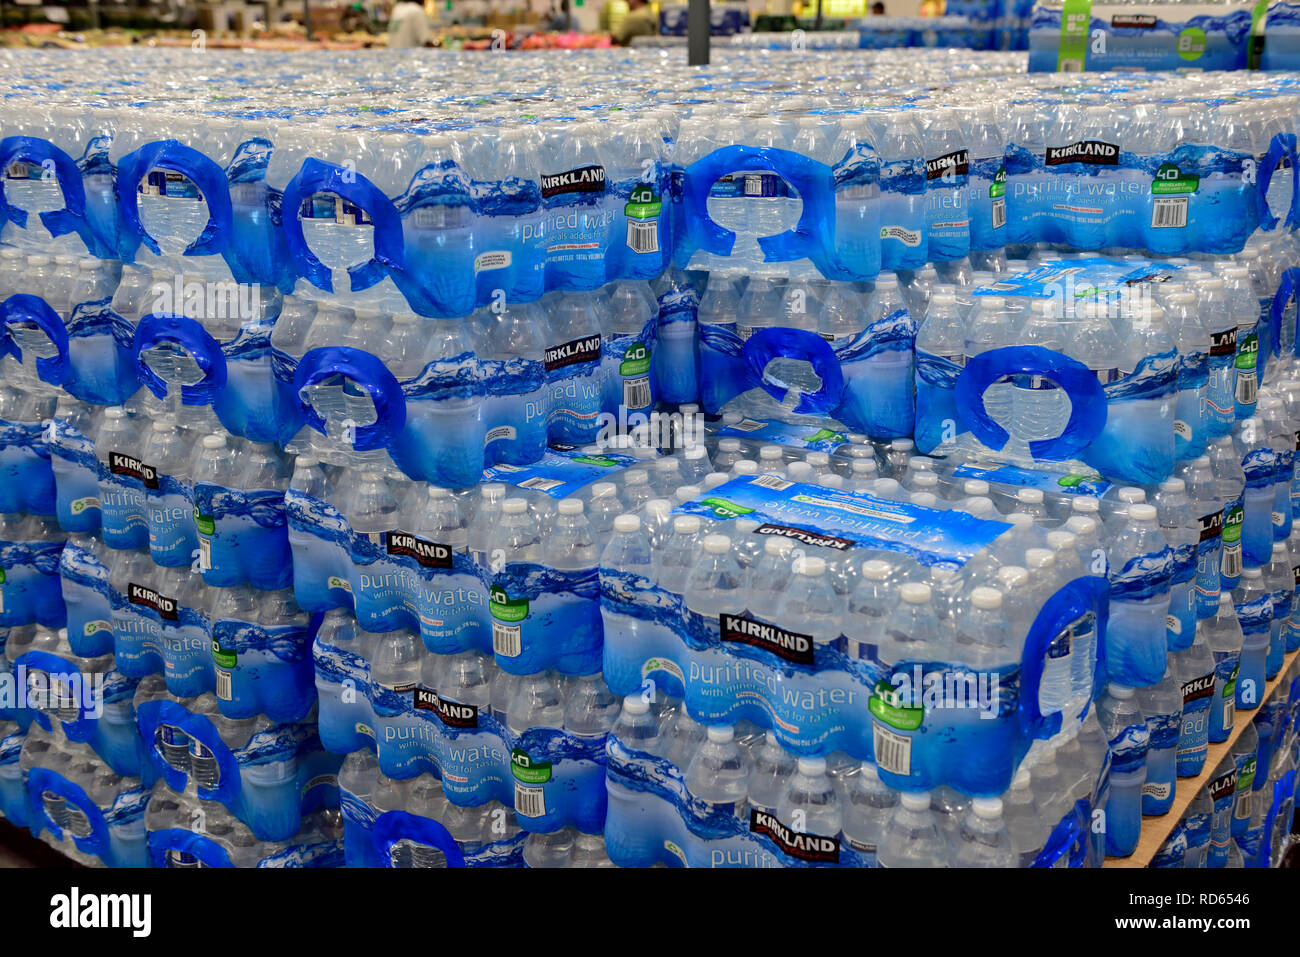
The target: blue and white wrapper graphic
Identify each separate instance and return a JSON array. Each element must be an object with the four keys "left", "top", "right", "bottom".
[
  {"left": 604, "top": 733, "right": 866, "bottom": 868},
  {"left": 0, "top": 727, "right": 30, "bottom": 827},
  {"left": 1104, "top": 545, "right": 1173, "bottom": 687},
  {"left": 652, "top": 275, "right": 700, "bottom": 405},
  {"left": 602, "top": 477, "right": 1108, "bottom": 795},
  {"left": 193, "top": 482, "right": 292, "bottom": 590},
  {"left": 110, "top": 584, "right": 213, "bottom": 698},
  {"left": 480, "top": 354, "right": 548, "bottom": 467},
  {"left": 25, "top": 767, "right": 150, "bottom": 868},
  {"left": 147, "top": 822, "right": 345, "bottom": 869},
  {"left": 0, "top": 418, "right": 56, "bottom": 517},
  {"left": 136, "top": 698, "right": 341, "bottom": 842},
  {"left": 313, "top": 631, "right": 606, "bottom": 835},
  {"left": 0, "top": 538, "right": 65, "bottom": 628},
  {"left": 48, "top": 418, "right": 102, "bottom": 535},
  {"left": 210, "top": 614, "right": 321, "bottom": 723},
  {"left": 58, "top": 540, "right": 114, "bottom": 658}
]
